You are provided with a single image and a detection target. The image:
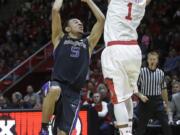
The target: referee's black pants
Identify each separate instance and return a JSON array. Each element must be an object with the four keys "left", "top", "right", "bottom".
[{"left": 136, "top": 96, "right": 172, "bottom": 135}]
